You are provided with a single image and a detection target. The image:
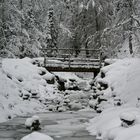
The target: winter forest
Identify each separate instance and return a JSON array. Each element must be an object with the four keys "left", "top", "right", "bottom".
[
  {"left": 1, "top": 0, "right": 140, "bottom": 140},
  {"left": 1, "top": 0, "right": 140, "bottom": 58}
]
